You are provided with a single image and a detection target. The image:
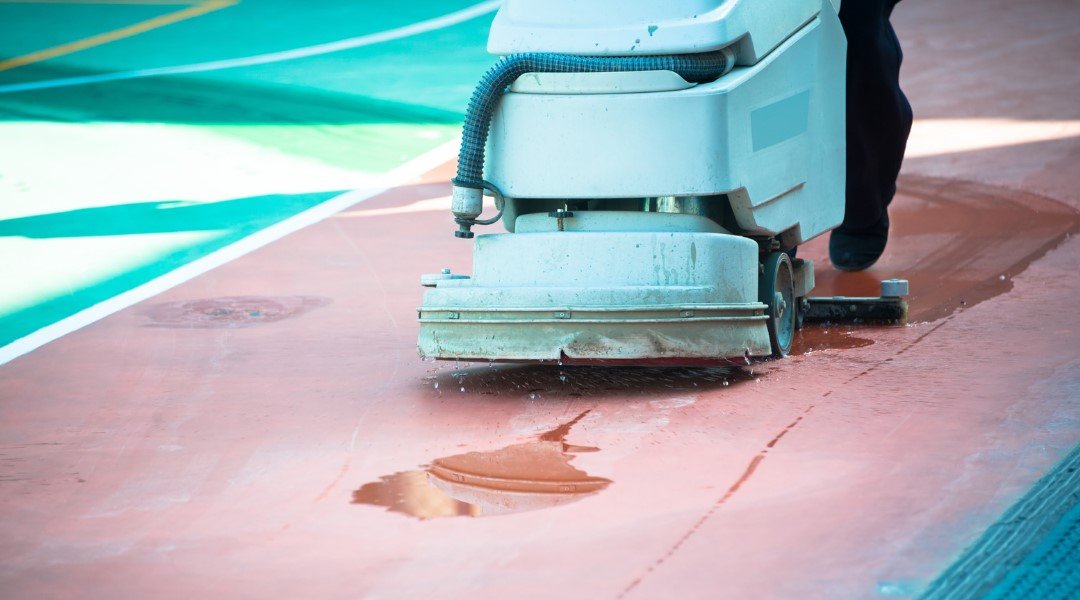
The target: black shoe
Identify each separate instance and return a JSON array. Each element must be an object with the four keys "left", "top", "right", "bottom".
[{"left": 829, "top": 213, "right": 889, "bottom": 272}]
